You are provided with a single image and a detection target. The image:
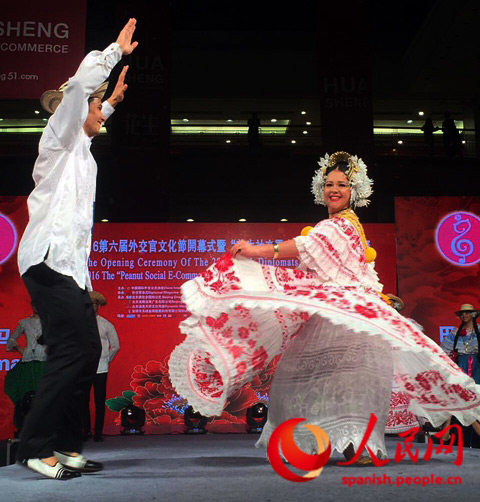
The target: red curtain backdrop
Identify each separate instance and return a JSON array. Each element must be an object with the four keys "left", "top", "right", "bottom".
[{"left": 0, "top": 196, "right": 396, "bottom": 439}]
